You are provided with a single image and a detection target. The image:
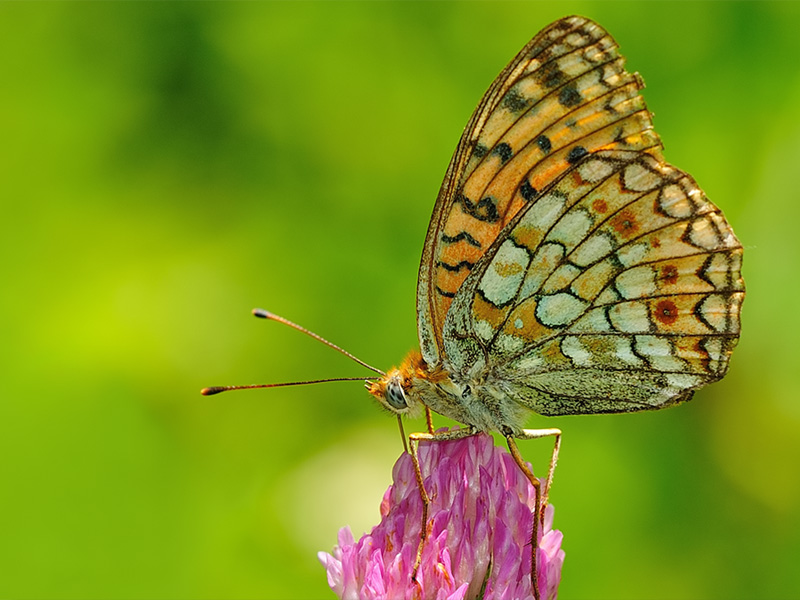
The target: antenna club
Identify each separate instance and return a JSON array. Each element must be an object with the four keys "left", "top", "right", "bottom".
[
  {"left": 252, "top": 308, "right": 272, "bottom": 319},
  {"left": 201, "top": 387, "right": 226, "bottom": 396}
]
